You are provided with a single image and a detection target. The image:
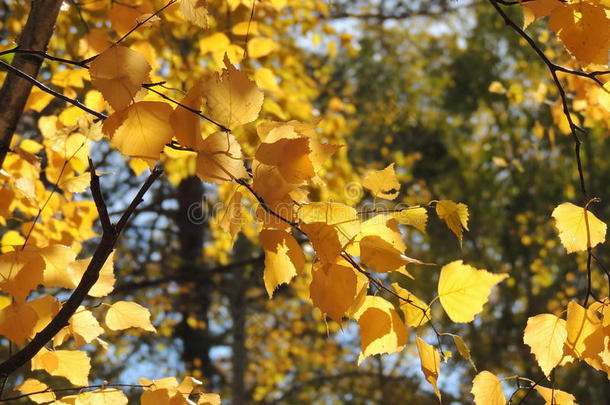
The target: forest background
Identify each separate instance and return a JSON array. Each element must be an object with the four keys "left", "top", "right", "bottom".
[{"left": 0, "top": 0, "right": 609, "bottom": 404}]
